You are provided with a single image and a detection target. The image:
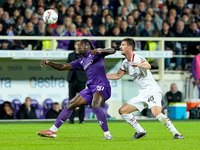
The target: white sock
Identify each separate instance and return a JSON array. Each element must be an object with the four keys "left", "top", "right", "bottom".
[
  {"left": 156, "top": 113, "right": 180, "bottom": 135},
  {"left": 121, "top": 114, "right": 144, "bottom": 133},
  {"left": 104, "top": 131, "right": 111, "bottom": 136},
  {"left": 50, "top": 125, "right": 58, "bottom": 132}
]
